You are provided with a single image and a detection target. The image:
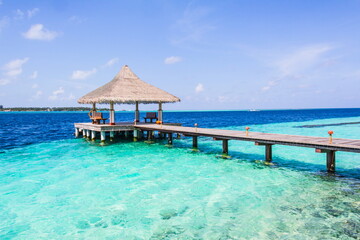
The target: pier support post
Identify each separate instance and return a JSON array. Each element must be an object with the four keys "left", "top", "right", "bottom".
[
  {"left": 193, "top": 136, "right": 198, "bottom": 149},
  {"left": 83, "top": 129, "right": 86, "bottom": 138},
  {"left": 255, "top": 142, "right": 273, "bottom": 162},
  {"left": 133, "top": 130, "right": 139, "bottom": 142},
  {"left": 100, "top": 131, "right": 106, "bottom": 142},
  {"left": 91, "top": 131, "right": 96, "bottom": 141},
  {"left": 148, "top": 131, "right": 153, "bottom": 140},
  {"left": 327, "top": 150, "right": 336, "bottom": 172},
  {"left": 110, "top": 131, "right": 114, "bottom": 141},
  {"left": 75, "top": 128, "right": 79, "bottom": 138},
  {"left": 222, "top": 139, "right": 229, "bottom": 155},
  {"left": 168, "top": 133, "right": 173, "bottom": 145},
  {"left": 265, "top": 144, "right": 272, "bottom": 162},
  {"left": 316, "top": 149, "right": 336, "bottom": 172},
  {"left": 125, "top": 131, "right": 129, "bottom": 138},
  {"left": 86, "top": 129, "right": 91, "bottom": 139}
]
